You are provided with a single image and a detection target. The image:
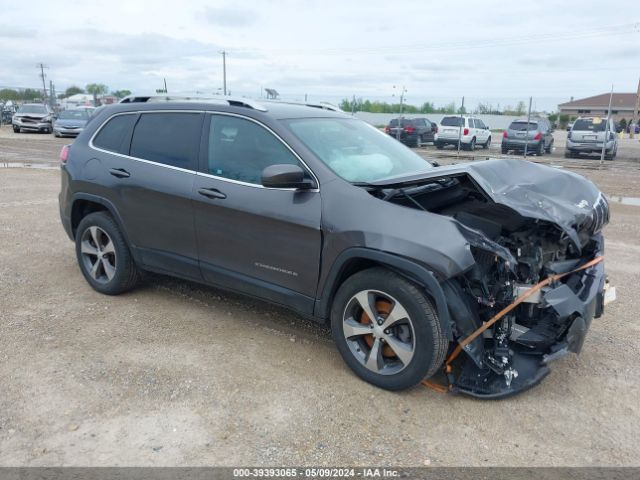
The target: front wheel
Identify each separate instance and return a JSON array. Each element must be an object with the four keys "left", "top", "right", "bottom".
[
  {"left": 75, "top": 212, "right": 140, "bottom": 295},
  {"left": 13, "top": 126, "right": 19, "bottom": 133},
  {"left": 331, "top": 268, "right": 448, "bottom": 391}
]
